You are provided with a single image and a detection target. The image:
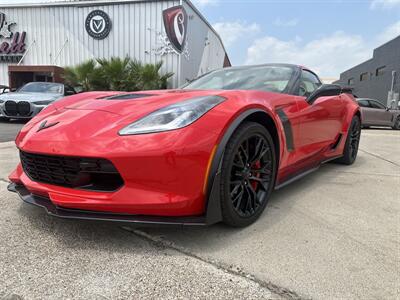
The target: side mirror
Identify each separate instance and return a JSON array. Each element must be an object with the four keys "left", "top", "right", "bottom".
[
  {"left": 307, "top": 84, "right": 342, "bottom": 104},
  {"left": 65, "top": 90, "right": 75, "bottom": 96}
]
